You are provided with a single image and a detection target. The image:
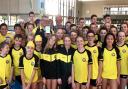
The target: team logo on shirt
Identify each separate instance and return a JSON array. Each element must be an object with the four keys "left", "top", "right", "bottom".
[
  {"left": 82, "top": 58, "right": 86, "bottom": 62},
  {"left": 31, "top": 62, "right": 35, "bottom": 66},
  {"left": 122, "top": 49, "right": 126, "bottom": 53},
  {"left": 6, "top": 60, "right": 9, "bottom": 64},
  {"left": 112, "top": 53, "right": 115, "bottom": 56},
  {"left": 93, "top": 50, "right": 97, "bottom": 53}
]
